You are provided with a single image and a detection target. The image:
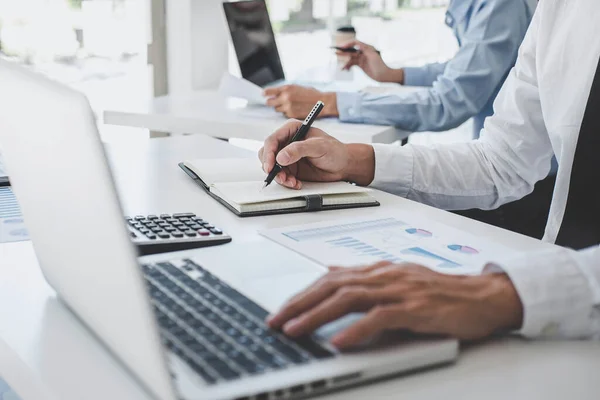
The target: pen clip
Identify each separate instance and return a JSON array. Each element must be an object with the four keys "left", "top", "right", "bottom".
[{"left": 303, "top": 101, "right": 324, "bottom": 125}]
